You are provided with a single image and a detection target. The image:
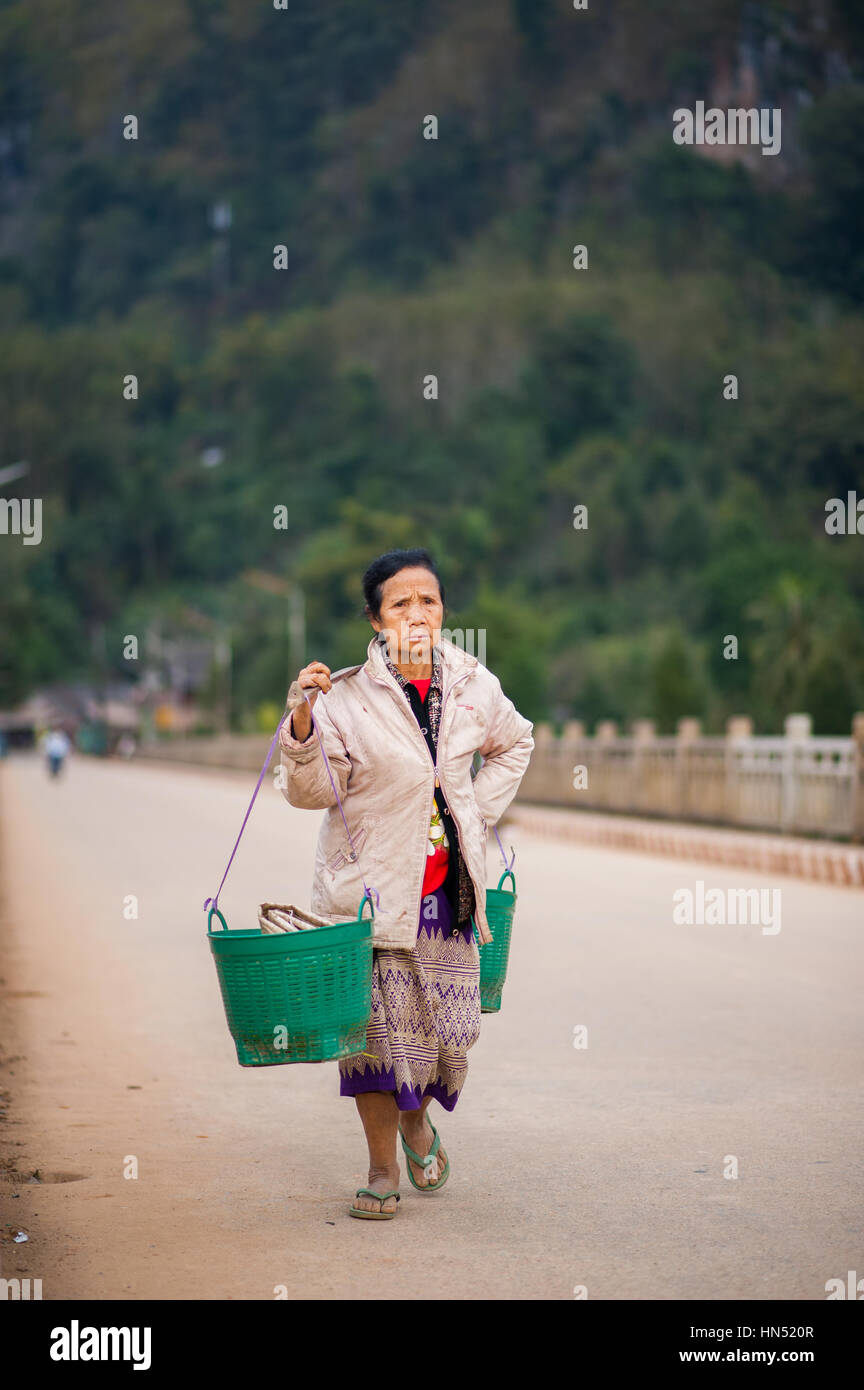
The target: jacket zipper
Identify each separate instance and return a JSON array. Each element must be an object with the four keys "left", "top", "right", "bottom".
[
  {"left": 429, "top": 674, "right": 474, "bottom": 936},
  {"left": 371, "top": 661, "right": 475, "bottom": 937},
  {"left": 418, "top": 668, "right": 472, "bottom": 936}
]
